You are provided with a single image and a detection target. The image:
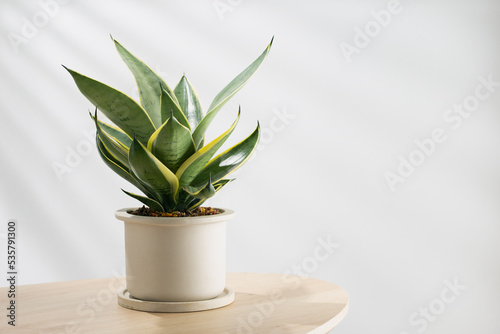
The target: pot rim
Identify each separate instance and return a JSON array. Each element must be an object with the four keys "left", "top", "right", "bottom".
[{"left": 115, "top": 207, "right": 235, "bottom": 226}]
